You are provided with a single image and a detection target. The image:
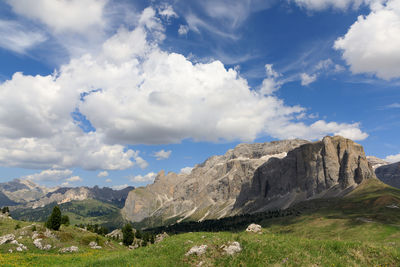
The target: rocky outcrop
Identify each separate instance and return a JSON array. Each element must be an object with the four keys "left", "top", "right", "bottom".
[
  {"left": 375, "top": 162, "right": 400, "bottom": 189},
  {"left": 367, "top": 156, "right": 389, "bottom": 169},
  {"left": 235, "top": 136, "right": 376, "bottom": 213},
  {"left": 122, "top": 139, "right": 309, "bottom": 225}
]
